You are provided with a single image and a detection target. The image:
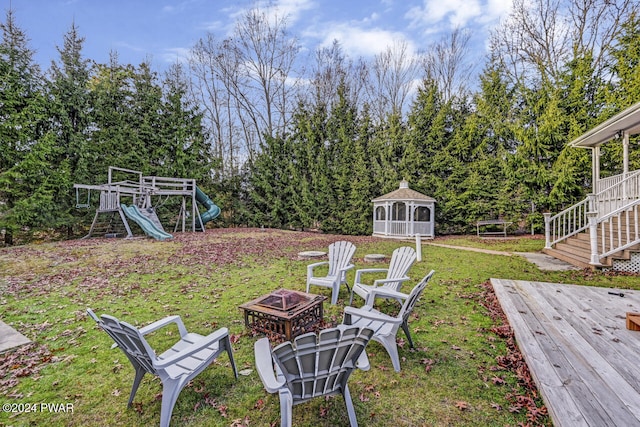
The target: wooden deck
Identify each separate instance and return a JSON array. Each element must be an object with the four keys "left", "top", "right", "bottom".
[{"left": 491, "top": 279, "right": 640, "bottom": 427}]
